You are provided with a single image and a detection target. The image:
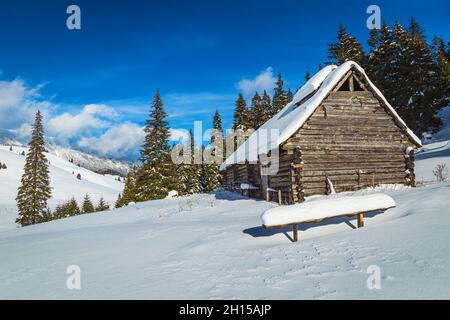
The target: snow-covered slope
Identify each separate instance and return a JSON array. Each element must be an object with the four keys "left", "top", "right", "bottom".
[
  {"left": 47, "top": 145, "right": 132, "bottom": 177},
  {"left": 415, "top": 105, "right": 450, "bottom": 182},
  {"left": 0, "top": 183, "right": 449, "bottom": 299},
  {"left": 0, "top": 145, "right": 123, "bottom": 231}
]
